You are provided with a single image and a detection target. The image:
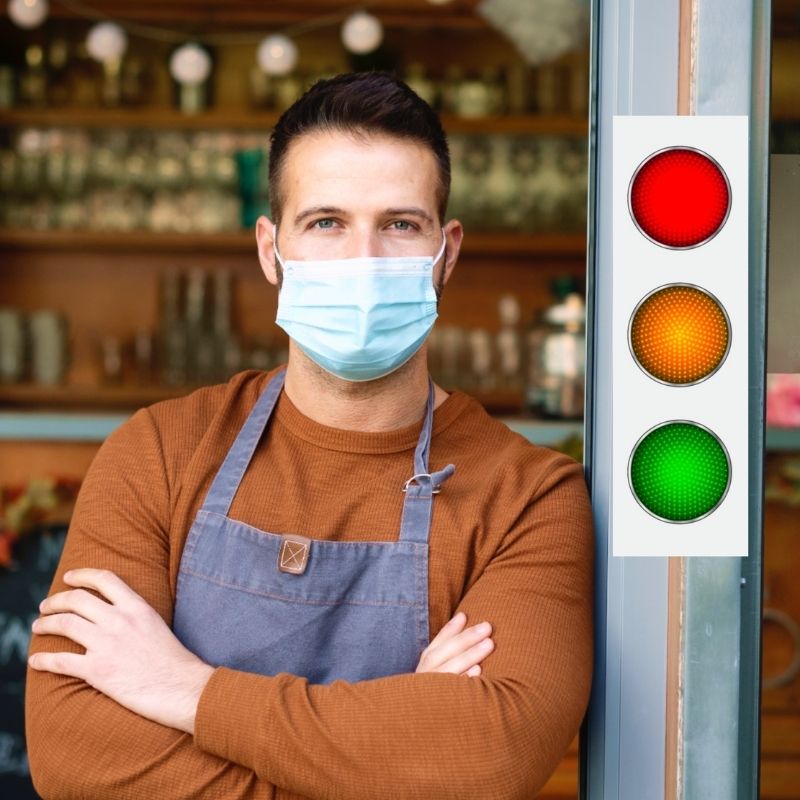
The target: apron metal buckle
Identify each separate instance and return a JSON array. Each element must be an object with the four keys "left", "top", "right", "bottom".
[{"left": 402, "top": 473, "right": 441, "bottom": 494}]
